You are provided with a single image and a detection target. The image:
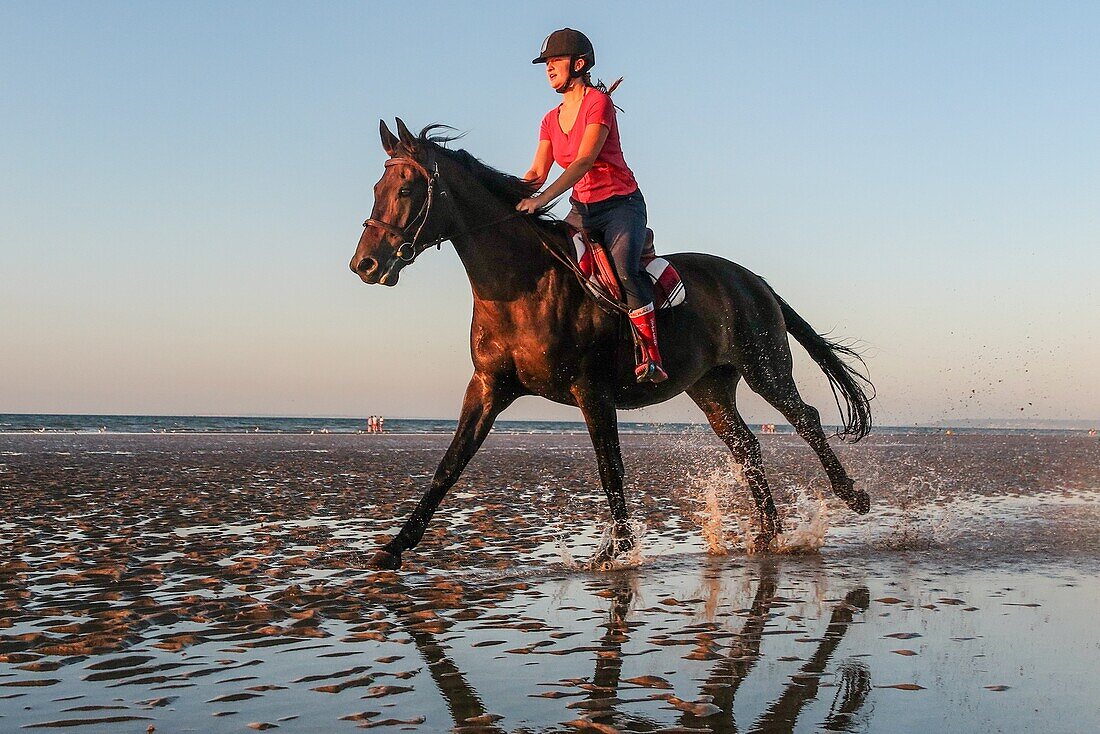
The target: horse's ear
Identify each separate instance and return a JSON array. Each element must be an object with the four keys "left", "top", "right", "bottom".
[
  {"left": 379, "top": 119, "right": 399, "bottom": 156},
  {"left": 395, "top": 117, "right": 418, "bottom": 152}
]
